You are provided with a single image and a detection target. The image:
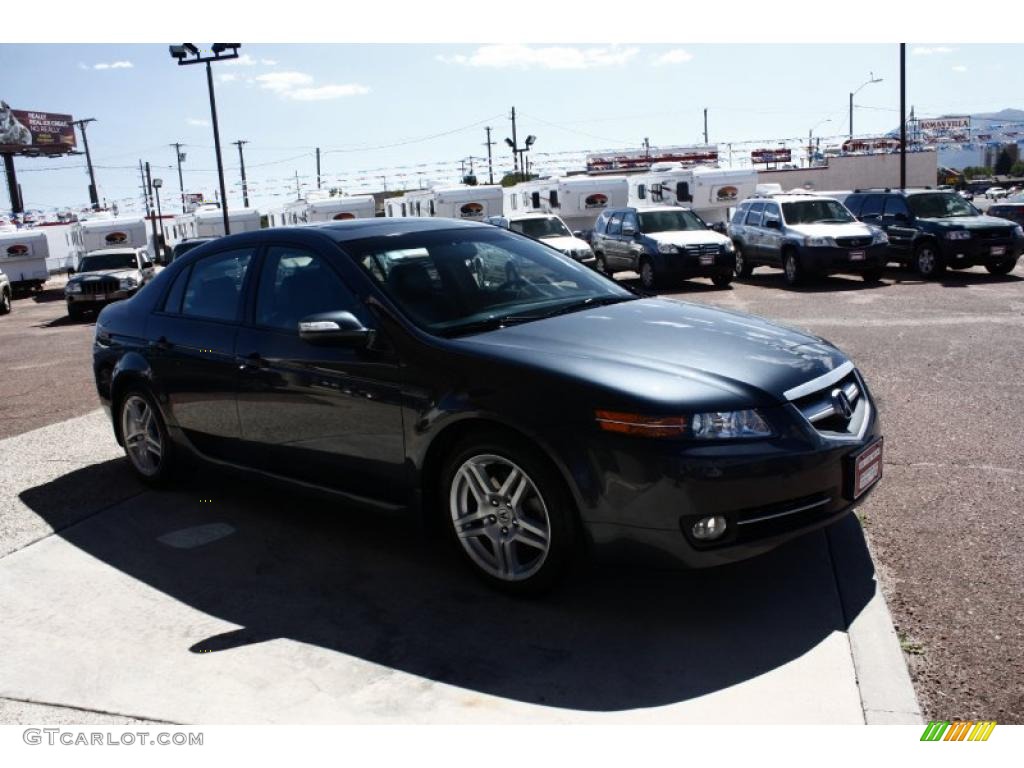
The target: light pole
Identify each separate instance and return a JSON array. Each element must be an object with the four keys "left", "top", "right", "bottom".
[
  {"left": 521, "top": 134, "right": 537, "bottom": 178},
  {"left": 849, "top": 72, "right": 883, "bottom": 140},
  {"left": 72, "top": 118, "right": 99, "bottom": 210},
  {"left": 171, "top": 143, "right": 187, "bottom": 212},
  {"left": 169, "top": 43, "right": 240, "bottom": 235},
  {"left": 152, "top": 178, "right": 166, "bottom": 261},
  {"left": 808, "top": 118, "right": 832, "bottom": 166},
  {"left": 233, "top": 140, "right": 249, "bottom": 207}
]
